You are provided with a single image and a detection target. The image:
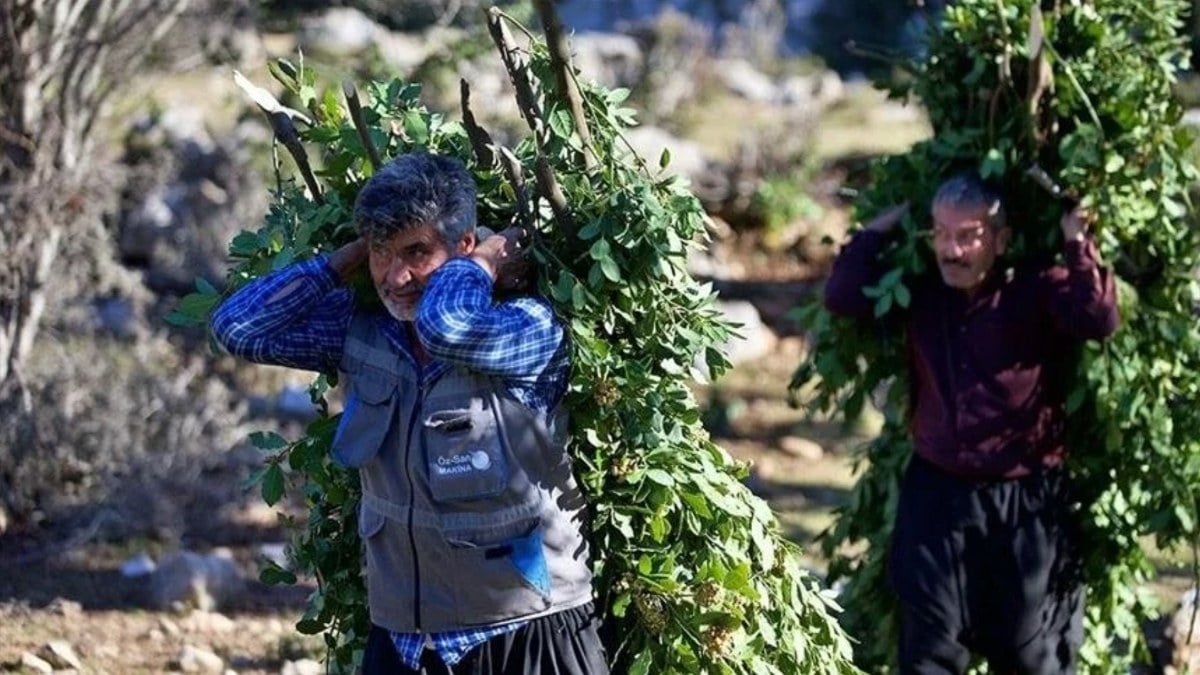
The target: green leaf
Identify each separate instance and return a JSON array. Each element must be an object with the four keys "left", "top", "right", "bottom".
[
  {"left": 403, "top": 111, "right": 429, "bottom": 145},
  {"left": 980, "top": 147, "right": 1006, "bottom": 178},
  {"left": 659, "top": 147, "right": 672, "bottom": 169},
  {"left": 250, "top": 431, "right": 289, "bottom": 450},
  {"left": 262, "top": 464, "right": 285, "bottom": 506},
  {"left": 629, "top": 649, "right": 653, "bottom": 675},
  {"left": 166, "top": 292, "right": 219, "bottom": 327},
  {"left": 646, "top": 469, "right": 675, "bottom": 487},
  {"left": 260, "top": 564, "right": 297, "bottom": 586},
  {"left": 599, "top": 256, "right": 621, "bottom": 283}
]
